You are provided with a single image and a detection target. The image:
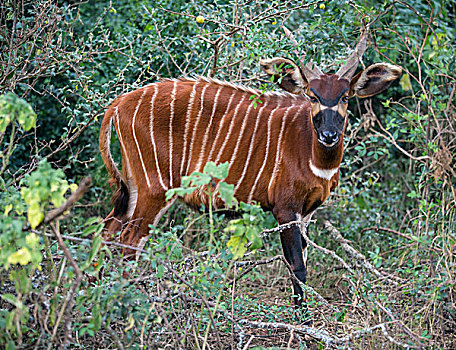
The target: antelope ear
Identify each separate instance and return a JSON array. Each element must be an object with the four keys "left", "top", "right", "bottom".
[
  {"left": 351, "top": 63, "right": 402, "bottom": 98},
  {"left": 260, "top": 57, "right": 306, "bottom": 94}
]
